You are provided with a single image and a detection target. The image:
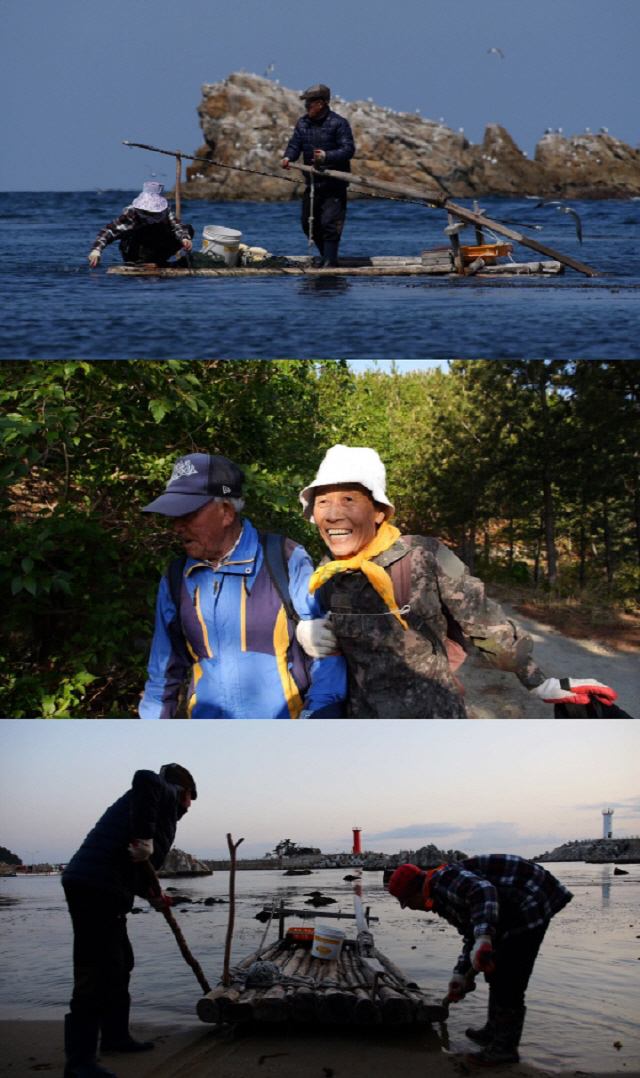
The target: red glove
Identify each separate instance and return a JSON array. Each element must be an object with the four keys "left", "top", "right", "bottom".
[
  {"left": 471, "top": 935, "right": 495, "bottom": 973},
  {"left": 147, "top": 888, "right": 173, "bottom": 912},
  {"left": 445, "top": 973, "right": 466, "bottom": 1003},
  {"left": 530, "top": 678, "right": 618, "bottom": 706}
]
